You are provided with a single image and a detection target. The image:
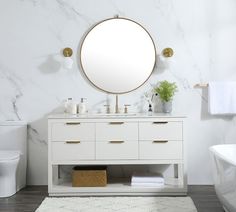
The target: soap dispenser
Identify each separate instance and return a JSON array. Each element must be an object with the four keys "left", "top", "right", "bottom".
[
  {"left": 79, "top": 98, "right": 87, "bottom": 114},
  {"left": 148, "top": 103, "right": 153, "bottom": 115}
]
